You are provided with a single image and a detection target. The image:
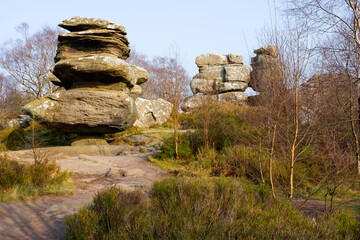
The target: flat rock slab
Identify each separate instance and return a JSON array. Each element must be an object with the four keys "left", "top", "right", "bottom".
[{"left": 0, "top": 147, "right": 166, "bottom": 240}]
